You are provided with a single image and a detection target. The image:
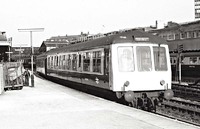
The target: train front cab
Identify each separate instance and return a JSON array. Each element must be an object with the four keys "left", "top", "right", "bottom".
[{"left": 111, "top": 43, "right": 174, "bottom": 110}]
